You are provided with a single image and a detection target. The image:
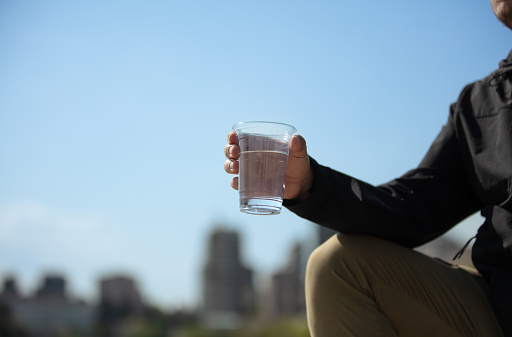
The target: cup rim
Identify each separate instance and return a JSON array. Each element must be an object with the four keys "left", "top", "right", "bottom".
[{"left": 232, "top": 121, "right": 297, "bottom": 134}]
